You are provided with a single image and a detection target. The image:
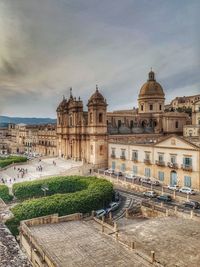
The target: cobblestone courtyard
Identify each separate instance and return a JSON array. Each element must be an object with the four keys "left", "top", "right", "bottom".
[{"left": 0, "top": 157, "right": 82, "bottom": 187}]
